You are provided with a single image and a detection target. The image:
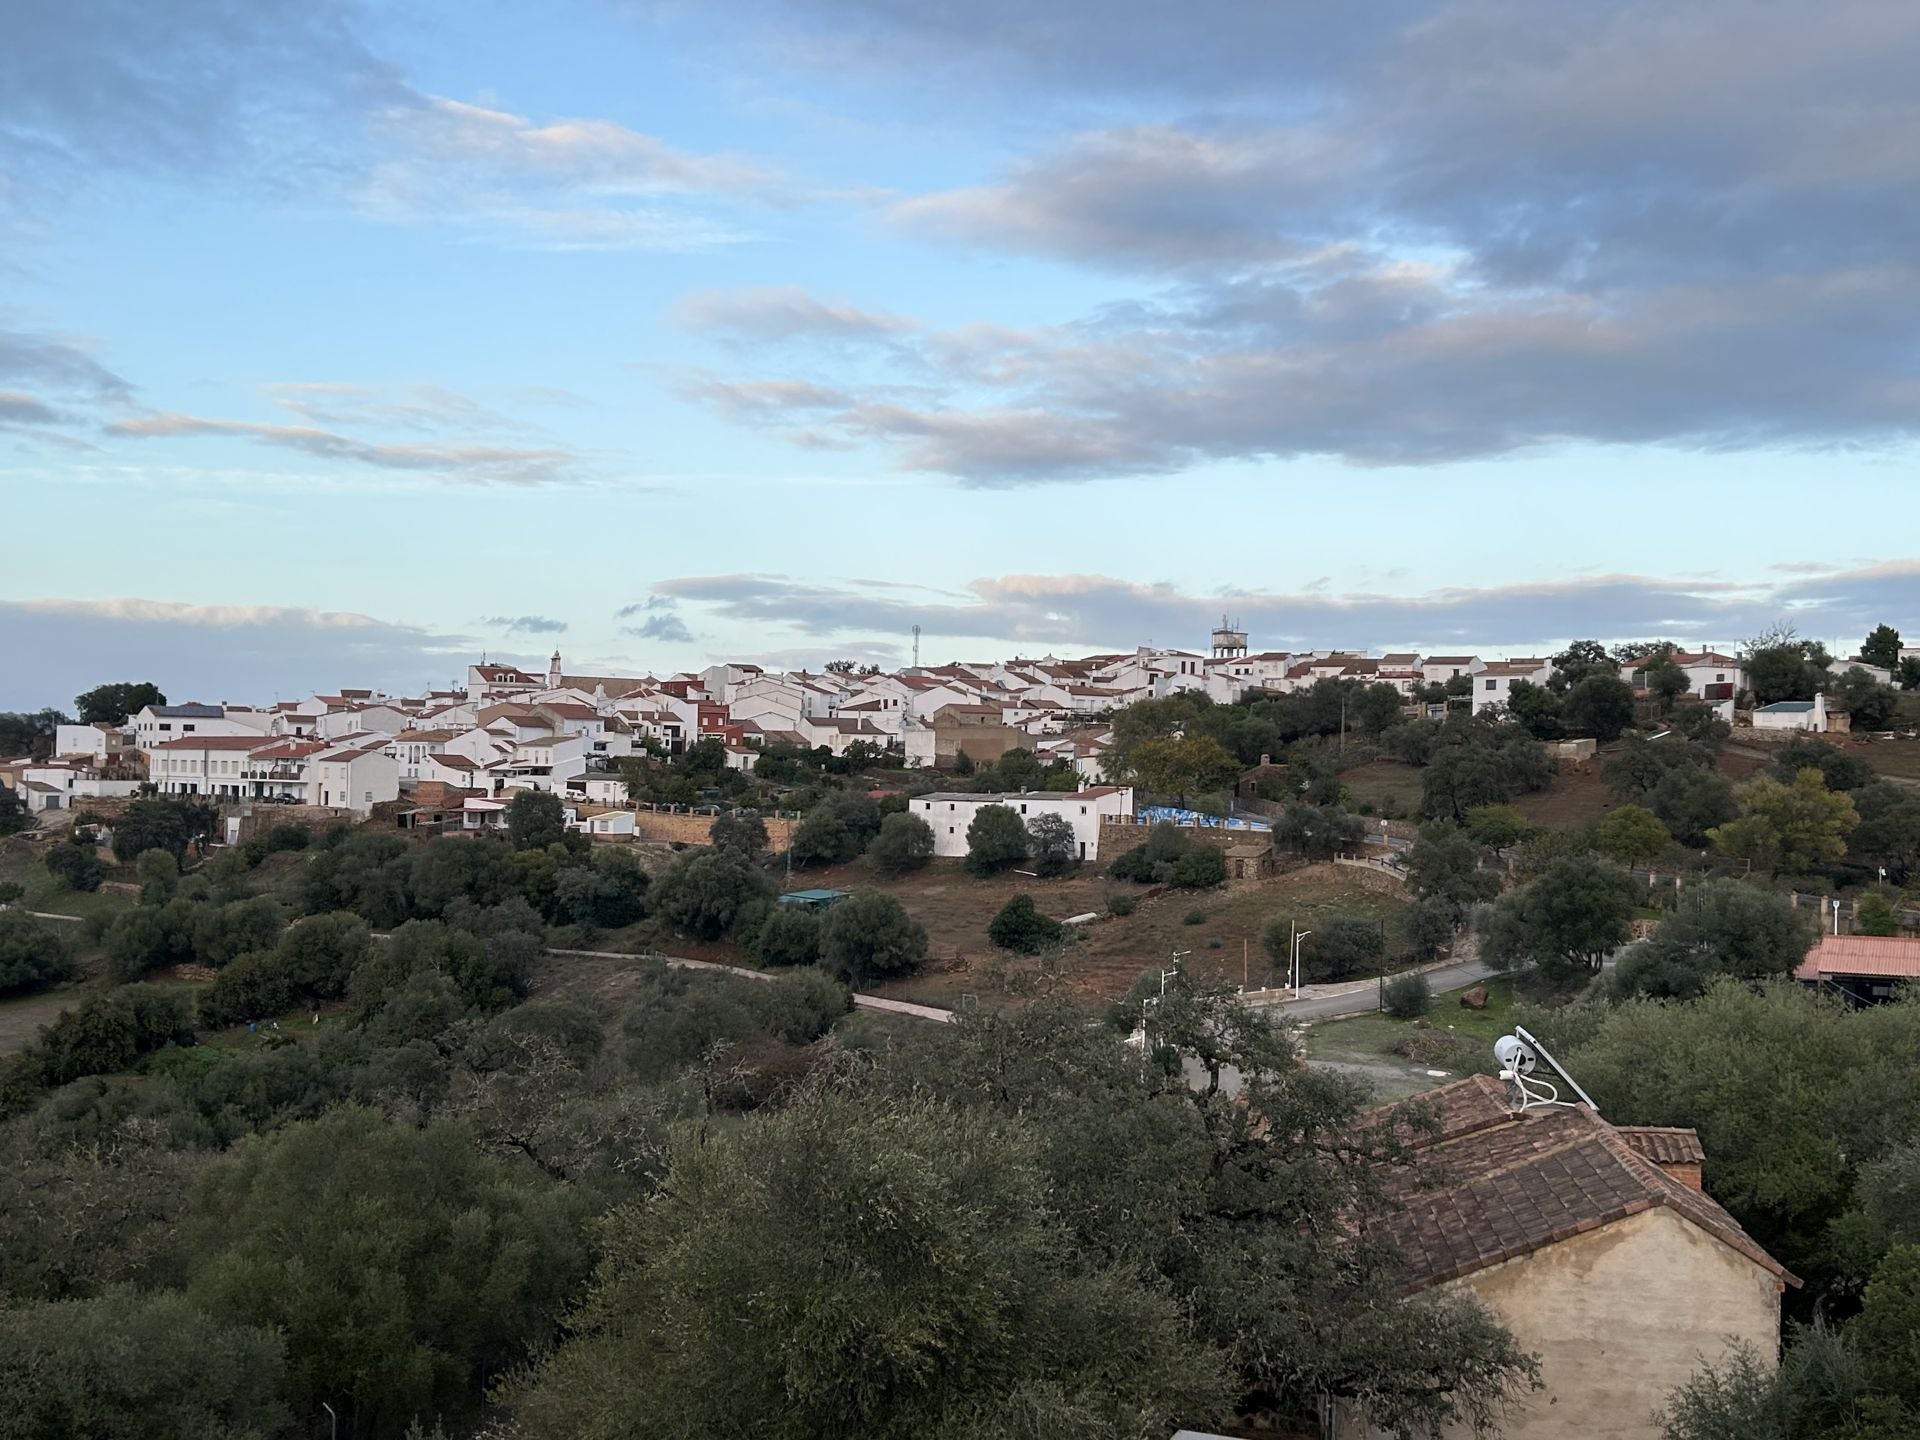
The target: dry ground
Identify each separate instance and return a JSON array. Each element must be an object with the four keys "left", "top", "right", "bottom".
[{"left": 1337, "top": 760, "right": 1424, "bottom": 817}]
